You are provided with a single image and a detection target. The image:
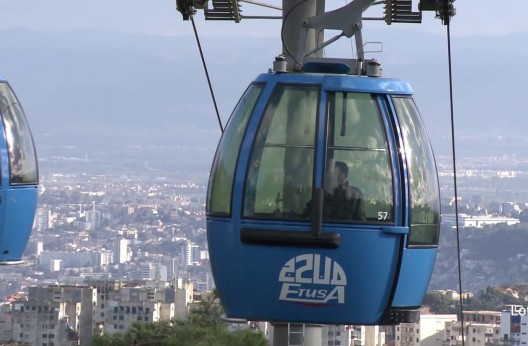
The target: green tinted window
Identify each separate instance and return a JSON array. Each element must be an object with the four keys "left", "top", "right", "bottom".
[
  {"left": 207, "top": 84, "right": 263, "bottom": 215},
  {"left": 393, "top": 96, "right": 440, "bottom": 246},
  {"left": 0, "top": 82, "right": 38, "bottom": 185},
  {"left": 325, "top": 92, "right": 393, "bottom": 223},
  {"left": 243, "top": 84, "right": 318, "bottom": 219}
]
